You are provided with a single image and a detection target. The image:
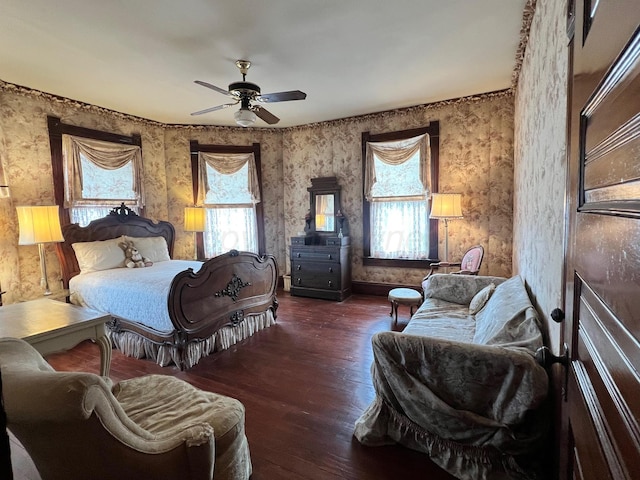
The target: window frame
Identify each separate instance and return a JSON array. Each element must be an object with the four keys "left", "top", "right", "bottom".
[
  {"left": 361, "top": 122, "right": 440, "bottom": 268},
  {"left": 48, "top": 116, "right": 143, "bottom": 227},
  {"left": 189, "top": 141, "right": 266, "bottom": 258}
]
